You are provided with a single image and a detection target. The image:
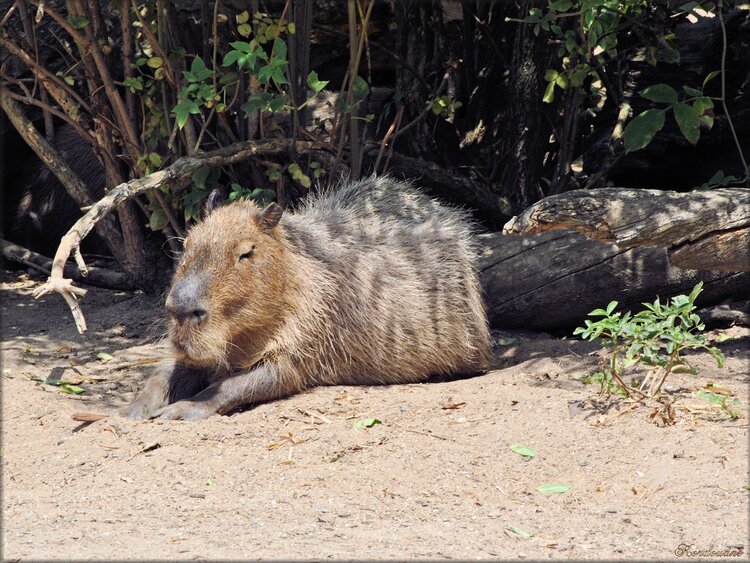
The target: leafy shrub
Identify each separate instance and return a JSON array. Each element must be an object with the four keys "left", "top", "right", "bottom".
[{"left": 574, "top": 282, "right": 724, "bottom": 398}]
